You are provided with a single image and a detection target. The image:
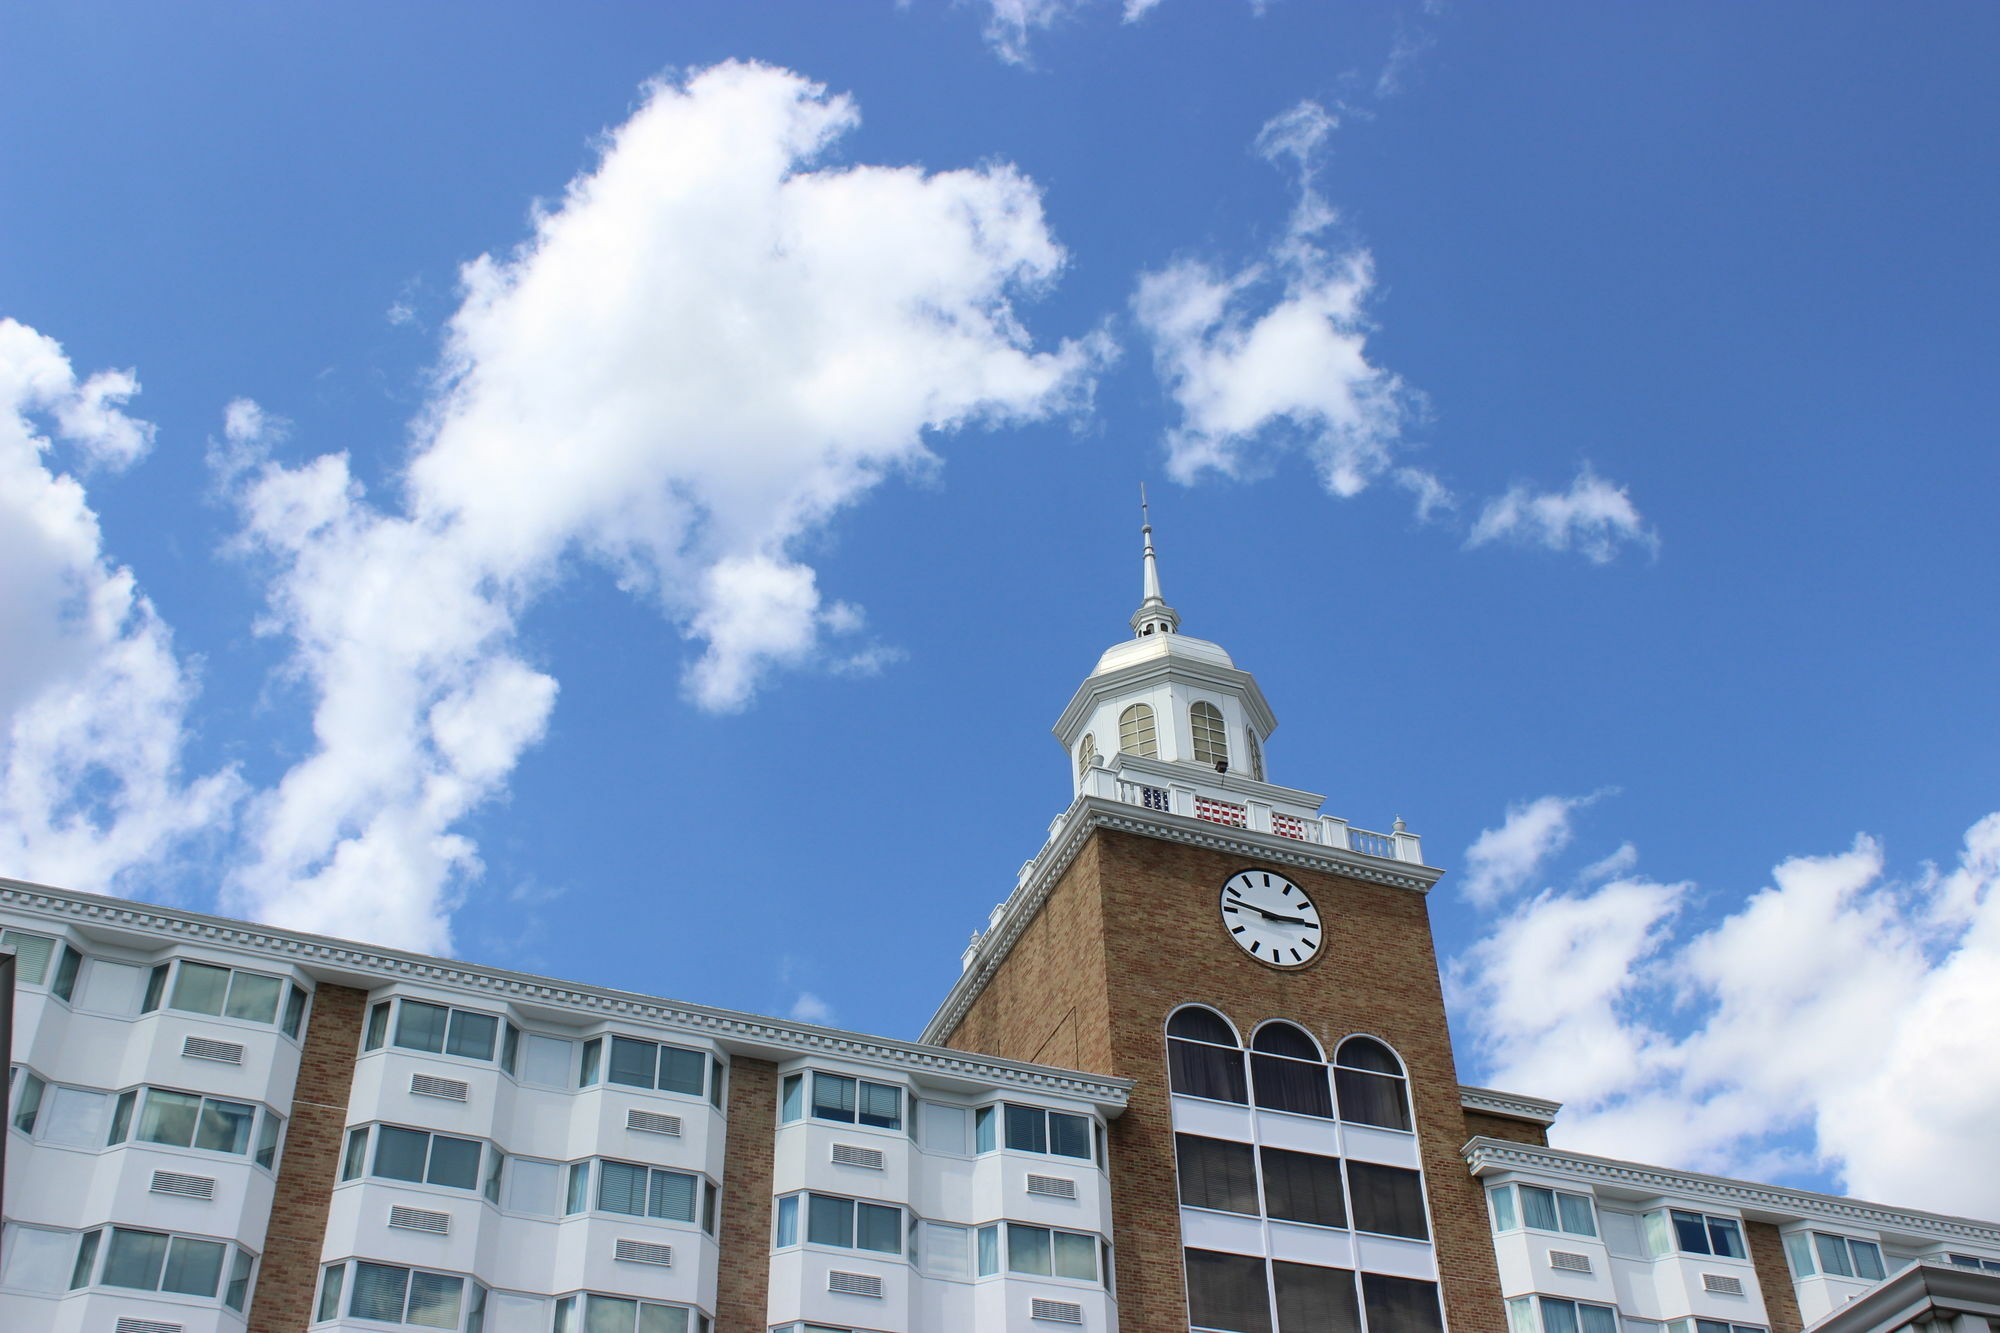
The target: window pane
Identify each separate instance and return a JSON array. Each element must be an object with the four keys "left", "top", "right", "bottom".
[
  {"left": 1348, "top": 1162, "right": 1427, "bottom": 1240},
  {"left": 161, "top": 1236, "right": 226, "bottom": 1296},
  {"left": 256, "top": 1111, "right": 282, "bottom": 1170},
  {"left": 317, "top": 1264, "right": 346, "bottom": 1322},
  {"left": 1274, "top": 1262, "right": 1360, "bottom": 1333},
  {"left": 1170, "top": 1039, "right": 1248, "bottom": 1103},
  {"left": 0, "top": 1225, "right": 77, "bottom": 1293},
  {"left": 1557, "top": 1192, "right": 1598, "bottom": 1237},
  {"left": 407, "top": 1270, "right": 464, "bottom": 1329},
  {"left": 364, "top": 1002, "right": 390, "bottom": 1050},
  {"left": 775, "top": 1195, "right": 799, "bottom": 1247},
  {"left": 1813, "top": 1232, "right": 1853, "bottom": 1277},
  {"left": 12, "top": 1072, "right": 44, "bottom": 1134},
  {"left": 1260, "top": 1147, "right": 1345, "bottom": 1229},
  {"left": 108, "top": 1089, "right": 135, "bottom": 1144},
  {"left": 40, "top": 1086, "right": 110, "bottom": 1148},
  {"left": 522, "top": 1034, "right": 571, "bottom": 1085},
  {"left": 70, "top": 1230, "right": 100, "bottom": 1290},
  {"left": 921, "top": 1102, "right": 969, "bottom": 1153},
  {"left": 1005, "top": 1104, "right": 1048, "bottom": 1153},
  {"left": 224, "top": 971, "right": 282, "bottom": 1023},
  {"left": 52, "top": 946, "right": 82, "bottom": 1001},
  {"left": 649, "top": 1170, "right": 697, "bottom": 1222},
  {"left": 138, "top": 1089, "right": 202, "bottom": 1148},
  {"left": 1783, "top": 1232, "right": 1815, "bottom": 1276},
  {"left": 1508, "top": 1298, "right": 1538, "bottom": 1333},
  {"left": 1008, "top": 1224, "right": 1053, "bottom": 1276},
  {"left": 580, "top": 1037, "right": 602, "bottom": 1085},
  {"left": 1520, "top": 1186, "right": 1560, "bottom": 1231},
  {"left": 1490, "top": 1186, "right": 1518, "bottom": 1232},
  {"left": 1333, "top": 1067, "right": 1410, "bottom": 1130},
  {"left": 1361, "top": 1274, "right": 1443, "bottom": 1333},
  {"left": 3, "top": 932, "right": 55, "bottom": 985},
  {"left": 925, "top": 1223, "right": 971, "bottom": 1278},
  {"left": 103, "top": 1228, "right": 170, "bottom": 1291},
  {"left": 395, "top": 1001, "right": 450, "bottom": 1053},
  {"left": 567, "top": 1162, "right": 590, "bottom": 1214},
  {"left": 351, "top": 1262, "right": 410, "bottom": 1321},
  {"left": 1851, "top": 1239, "right": 1885, "bottom": 1281},
  {"left": 1672, "top": 1212, "right": 1712, "bottom": 1255},
  {"left": 599, "top": 1161, "right": 649, "bottom": 1215},
  {"left": 977, "top": 1225, "right": 999, "bottom": 1276},
  {"left": 375, "top": 1126, "right": 432, "bottom": 1182},
  {"left": 637, "top": 1303, "right": 689, "bottom": 1333},
  {"left": 1053, "top": 1230, "right": 1097, "bottom": 1282},
  {"left": 1252, "top": 1054, "right": 1333, "bottom": 1118},
  {"left": 807, "top": 1194, "right": 853, "bottom": 1248},
  {"left": 342, "top": 1127, "right": 369, "bottom": 1180},
  {"left": 607, "top": 1037, "right": 657, "bottom": 1088},
  {"left": 283, "top": 985, "right": 309, "bottom": 1037},
  {"left": 583, "top": 1294, "right": 637, "bottom": 1333},
  {"left": 812, "top": 1073, "right": 856, "bottom": 1122},
  {"left": 169, "top": 962, "right": 231, "bottom": 1015},
  {"left": 504, "top": 1158, "right": 561, "bottom": 1214},
  {"left": 427, "top": 1134, "right": 481, "bottom": 1190},
  {"left": 1176, "top": 1135, "right": 1259, "bottom": 1216},
  {"left": 659, "top": 1046, "right": 705, "bottom": 1096},
  {"left": 447, "top": 1010, "right": 498, "bottom": 1061},
  {"left": 1048, "top": 1111, "right": 1092, "bottom": 1159},
  {"left": 857, "top": 1080, "right": 901, "bottom": 1129},
  {"left": 1708, "top": 1217, "right": 1745, "bottom": 1259},
  {"left": 857, "top": 1202, "right": 902, "bottom": 1254},
  {"left": 1169, "top": 1007, "right": 1239, "bottom": 1044},
  {"left": 1579, "top": 1304, "right": 1620, "bottom": 1333},
  {"left": 194, "top": 1098, "right": 255, "bottom": 1154},
  {"left": 1642, "top": 1210, "right": 1674, "bottom": 1257},
  {"left": 975, "top": 1105, "right": 996, "bottom": 1152},
  {"left": 781, "top": 1074, "right": 803, "bottom": 1122},
  {"left": 1185, "top": 1248, "right": 1272, "bottom": 1333}
]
